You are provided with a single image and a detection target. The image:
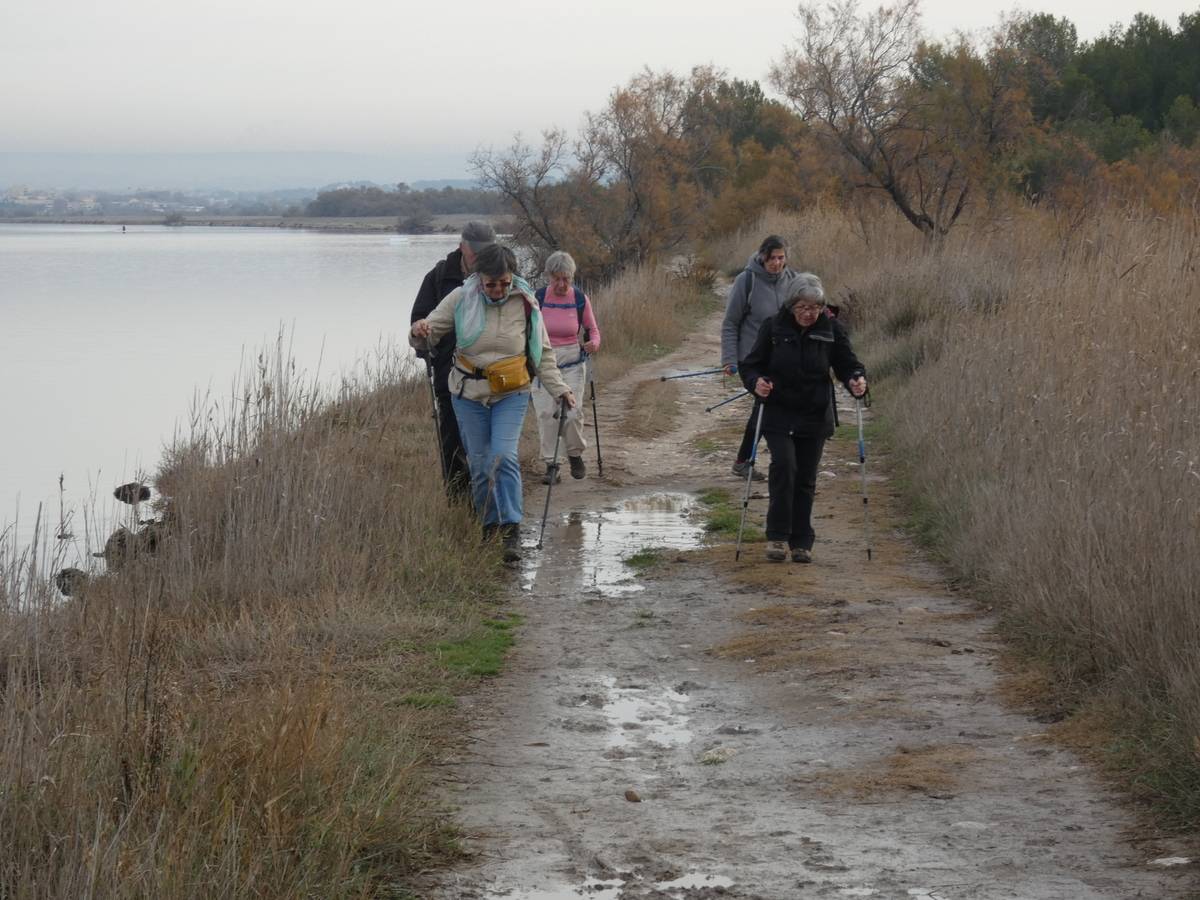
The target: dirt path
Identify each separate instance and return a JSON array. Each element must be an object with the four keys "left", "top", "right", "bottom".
[{"left": 423, "top": 312, "right": 1195, "bottom": 899}]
